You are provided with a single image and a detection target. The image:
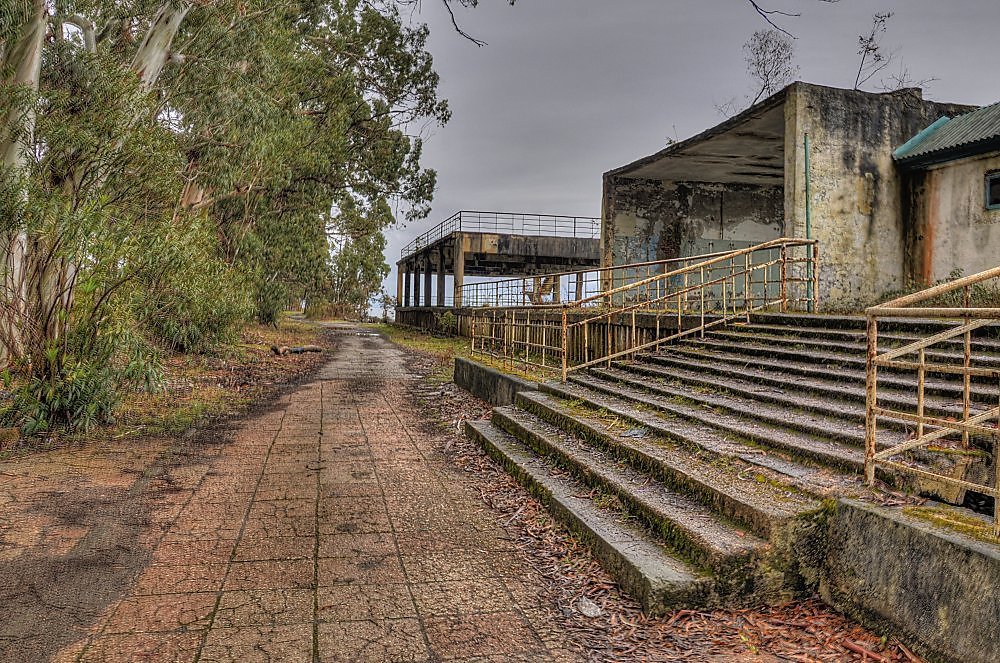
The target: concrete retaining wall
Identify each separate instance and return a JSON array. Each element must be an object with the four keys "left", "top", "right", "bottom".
[
  {"left": 454, "top": 357, "right": 539, "bottom": 406},
  {"left": 822, "top": 499, "right": 1000, "bottom": 663}
]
